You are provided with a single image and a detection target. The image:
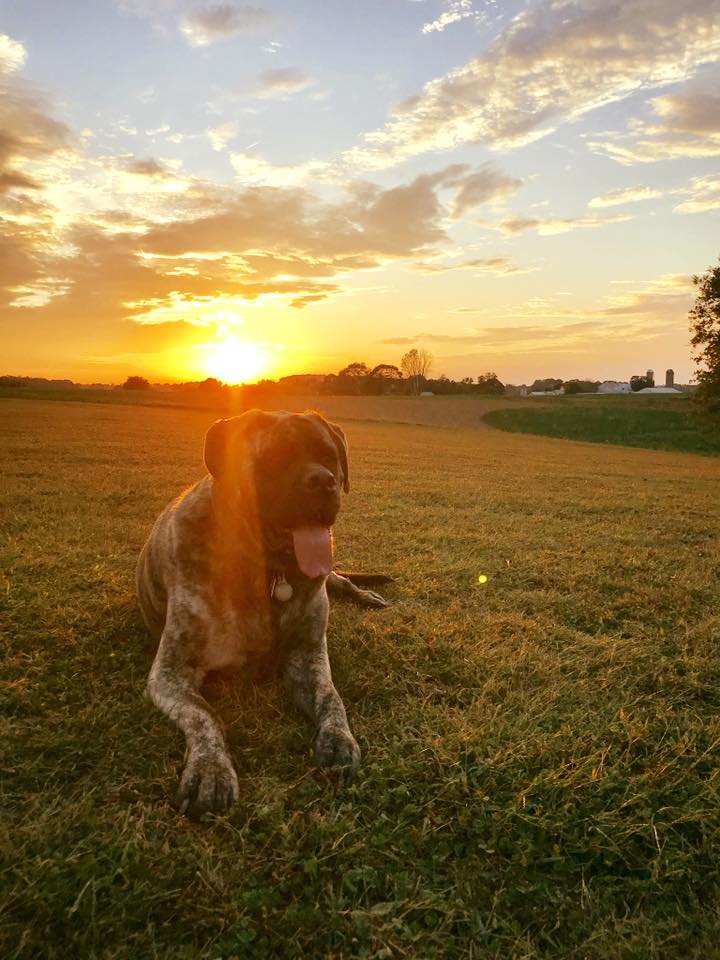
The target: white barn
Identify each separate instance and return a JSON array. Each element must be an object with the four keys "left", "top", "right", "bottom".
[{"left": 598, "top": 381, "right": 631, "bottom": 393}]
